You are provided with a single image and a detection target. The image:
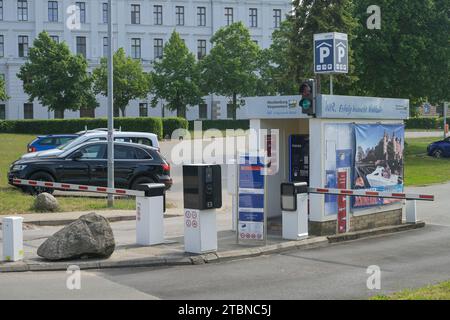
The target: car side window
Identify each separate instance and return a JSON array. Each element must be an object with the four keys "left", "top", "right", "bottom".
[
  {"left": 135, "top": 147, "right": 152, "bottom": 159},
  {"left": 78, "top": 145, "right": 106, "bottom": 159},
  {"left": 114, "top": 145, "right": 137, "bottom": 160},
  {"left": 57, "top": 137, "right": 75, "bottom": 145},
  {"left": 38, "top": 138, "right": 55, "bottom": 145},
  {"left": 130, "top": 137, "right": 153, "bottom": 146}
]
